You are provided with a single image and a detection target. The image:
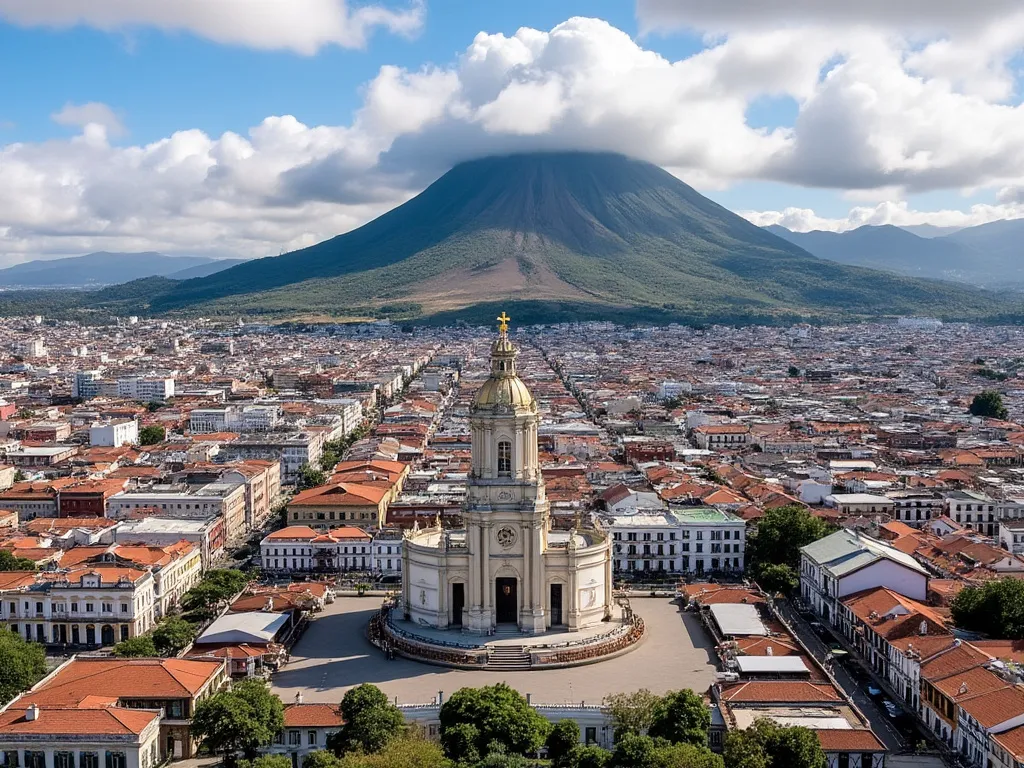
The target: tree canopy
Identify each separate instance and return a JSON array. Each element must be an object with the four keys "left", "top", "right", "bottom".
[
  {"left": 746, "top": 505, "right": 832, "bottom": 575},
  {"left": 970, "top": 390, "right": 1009, "bottom": 420},
  {"left": 603, "top": 689, "right": 662, "bottom": 737},
  {"left": 328, "top": 684, "right": 404, "bottom": 755},
  {"left": 0, "top": 550, "right": 38, "bottom": 571},
  {"left": 439, "top": 683, "right": 550, "bottom": 759},
  {"left": 191, "top": 680, "right": 284, "bottom": 763},
  {"left": 335, "top": 736, "right": 450, "bottom": 768},
  {"left": 0, "top": 630, "right": 47, "bottom": 705},
  {"left": 152, "top": 616, "right": 197, "bottom": 655},
  {"left": 723, "top": 719, "right": 825, "bottom": 768},
  {"left": 755, "top": 563, "right": 798, "bottom": 596},
  {"left": 546, "top": 720, "right": 581, "bottom": 767},
  {"left": 112, "top": 635, "right": 157, "bottom": 657},
  {"left": 951, "top": 579, "right": 1024, "bottom": 639},
  {"left": 297, "top": 463, "right": 327, "bottom": 490},
  {"left": 139, "top": 424, "right": 166, "bottom": 445},
  {"left": 648, "top": 689, "right": 710, "bottom": 747},
  {"left": 240, "top": 757, "right": 292, "bottom": 768}
]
